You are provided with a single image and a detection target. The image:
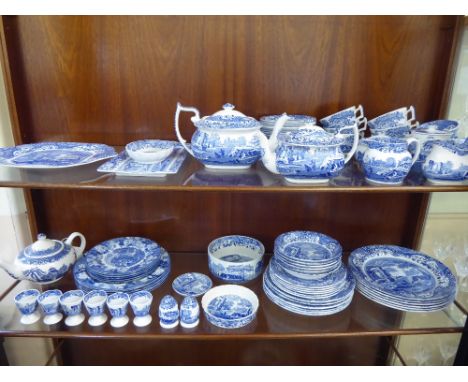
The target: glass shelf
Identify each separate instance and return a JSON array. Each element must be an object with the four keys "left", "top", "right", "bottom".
[
  {"left": 0, "top": 150, "right": 467, "bottom": 192},
  {"left": 0, "top": 253, "right": 465, "bottom": 340}
]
